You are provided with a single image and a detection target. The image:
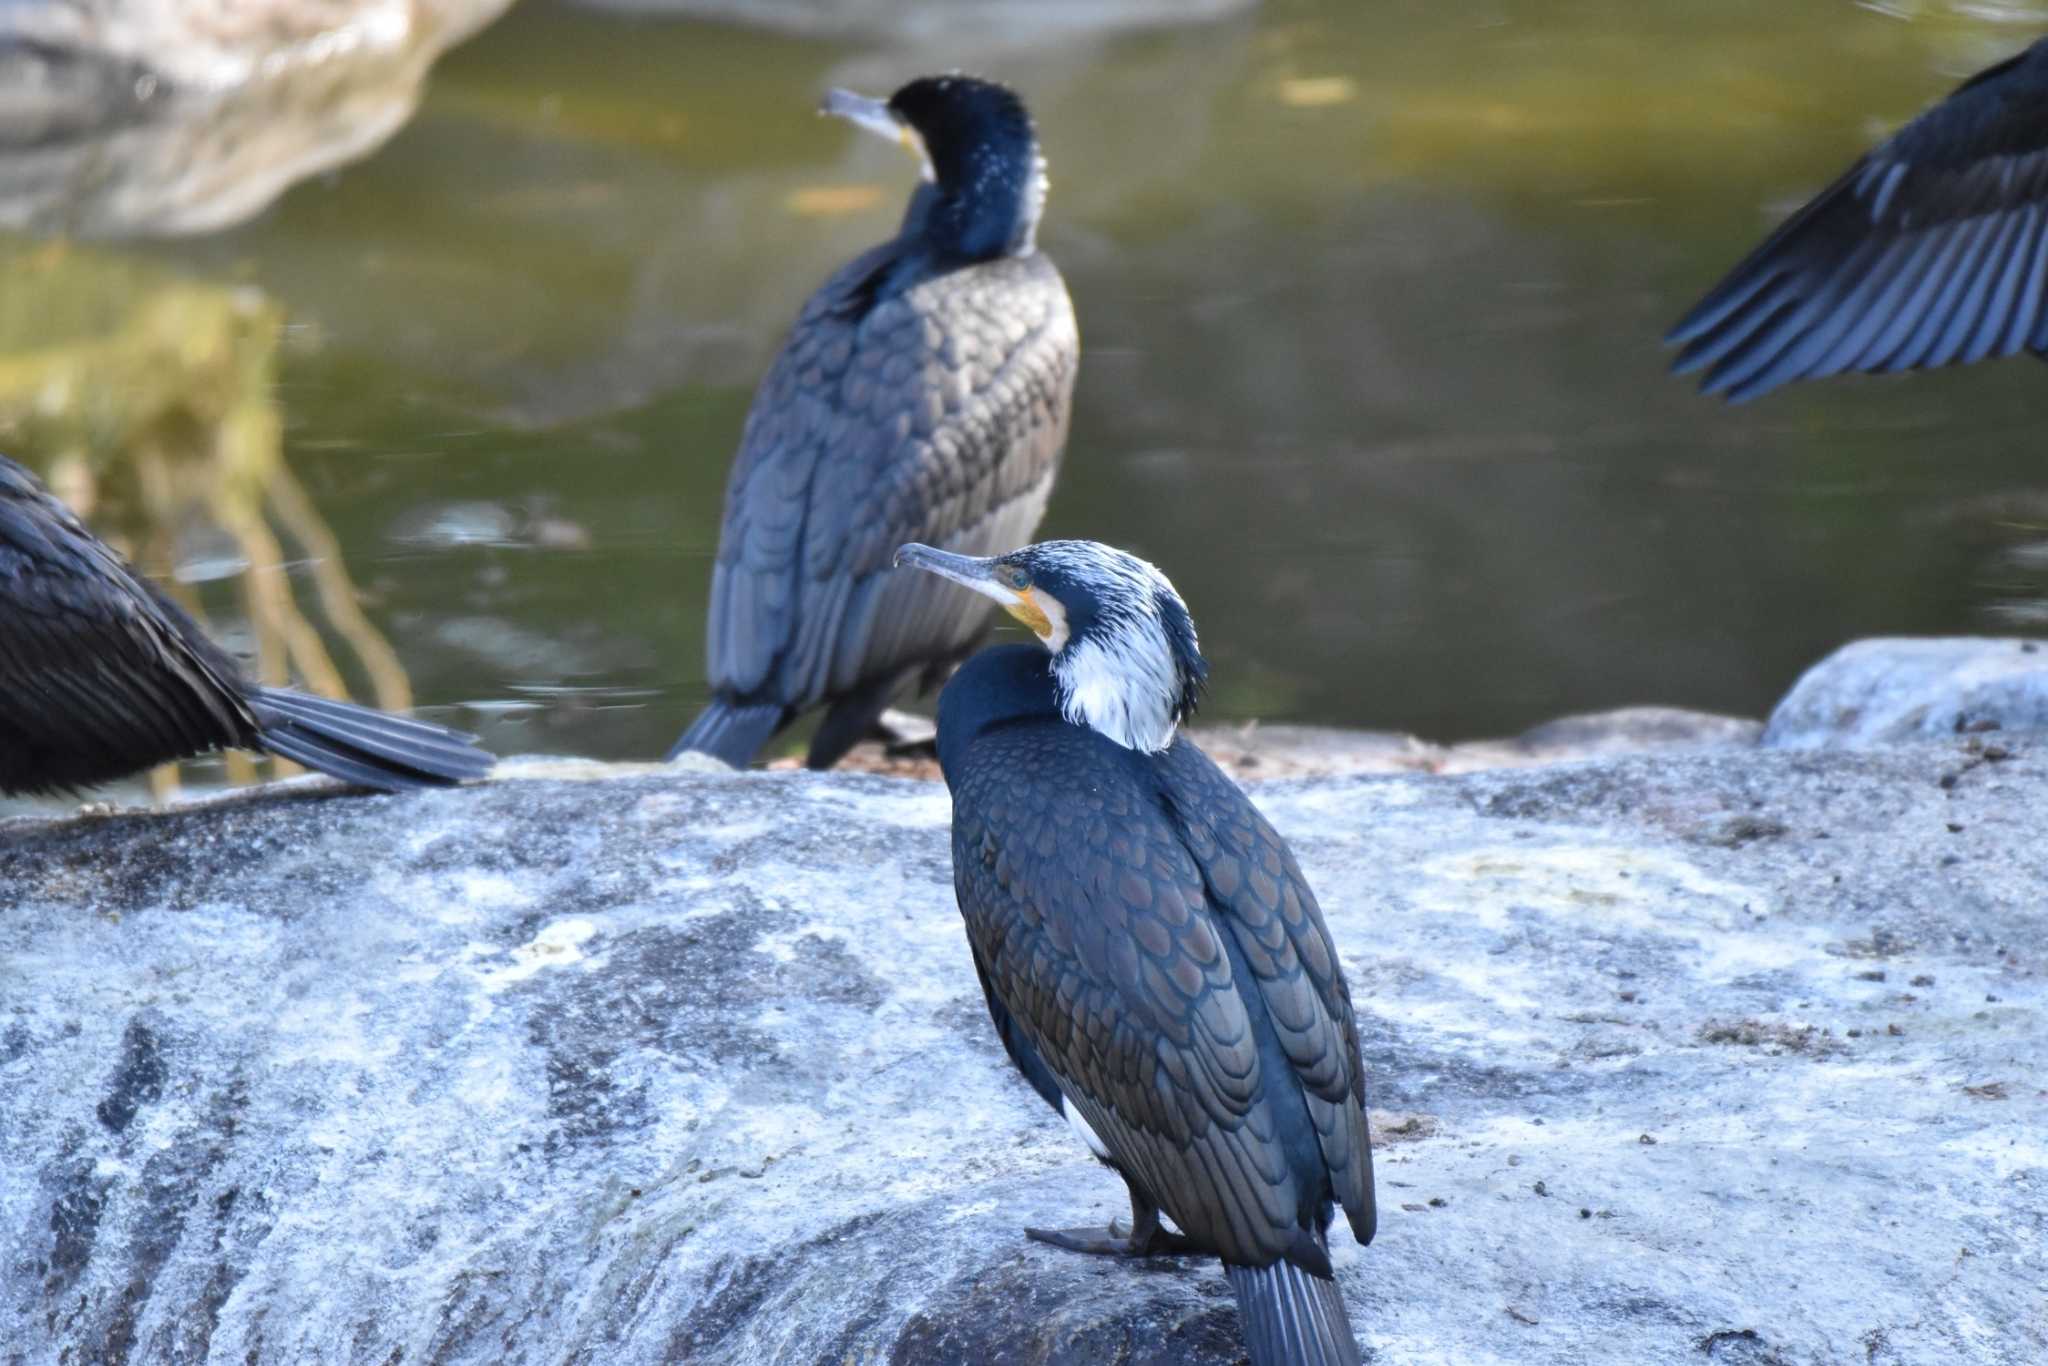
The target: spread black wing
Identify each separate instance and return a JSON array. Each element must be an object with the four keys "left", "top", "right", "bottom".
[
  {"left": 947, "top": 720, "right": 1373, "bottom": 1267},
  {"left": 1670, "top": 38, "right": 2048, "bottom": 400},
  {"left": 0, "top": 456, "right": 257, "bottom": 794},
  {"left": 701, "top": 247, "right": 1076, "bottom": 746}
]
